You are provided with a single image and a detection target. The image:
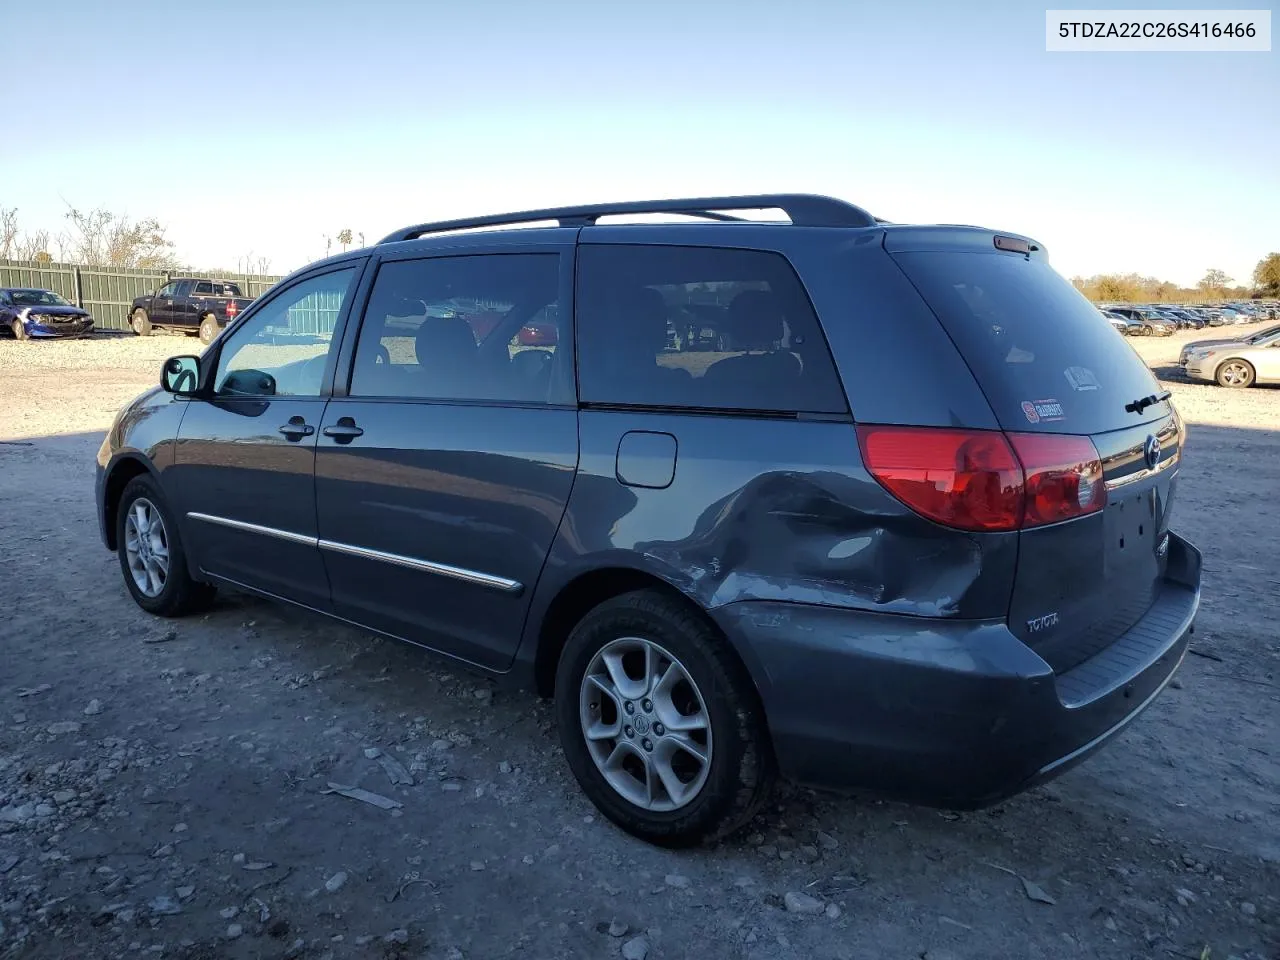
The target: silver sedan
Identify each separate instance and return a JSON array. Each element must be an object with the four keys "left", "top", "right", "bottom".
[{"left": 1180, "top": 324, "right": 1280, "bottom": 387}]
